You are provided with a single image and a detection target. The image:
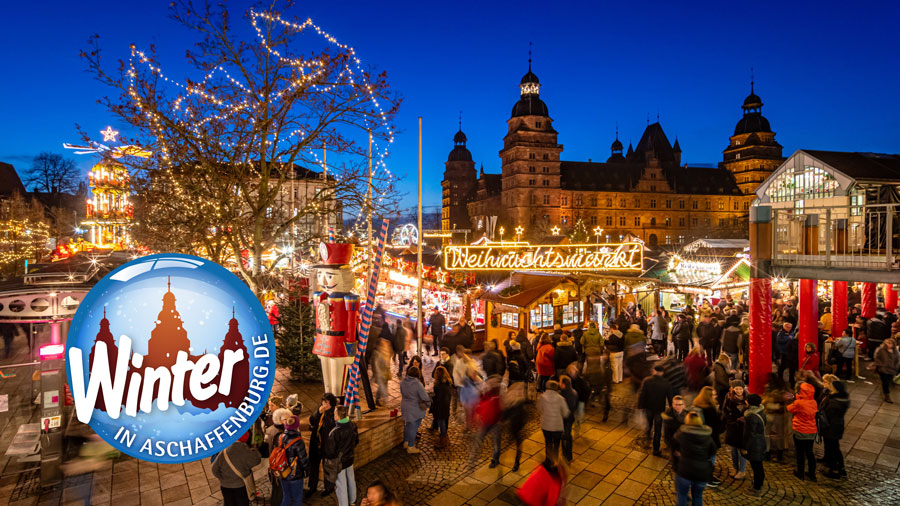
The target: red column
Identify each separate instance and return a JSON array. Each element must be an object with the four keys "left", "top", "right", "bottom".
[
  {"left": 884, "top": 284, "right": 898, "bottom": 313},
  {"left": 861, "top": 282, "right": 877, "bottom": 318},
  {"left": 832, "top": 281, "right": 848, "bottom": 338},
  {"left": 749, "top": 277, "right": 772, "bottom": 395},
  {"left": 798, "top": 279, "right": 818, "bottom": 366}
]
